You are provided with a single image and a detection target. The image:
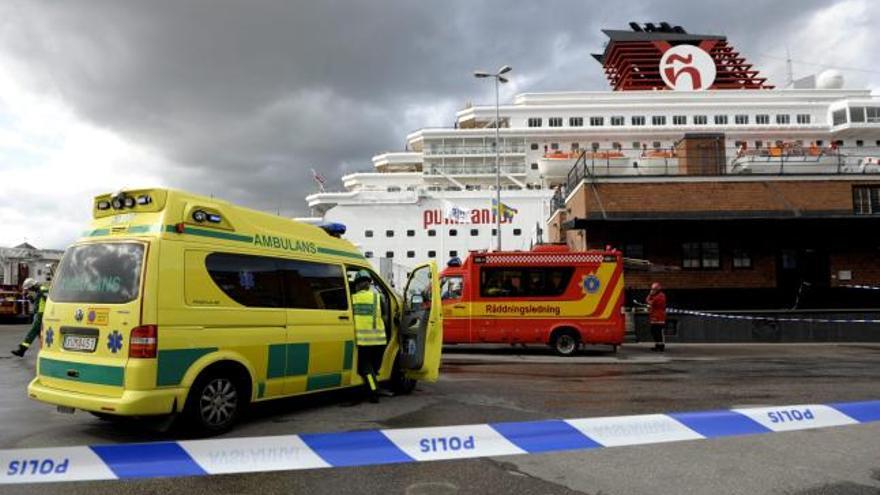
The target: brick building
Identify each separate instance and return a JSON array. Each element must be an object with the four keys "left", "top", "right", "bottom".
[{"left": 549, "top": 174, "right": 880, "bottom": 310}]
